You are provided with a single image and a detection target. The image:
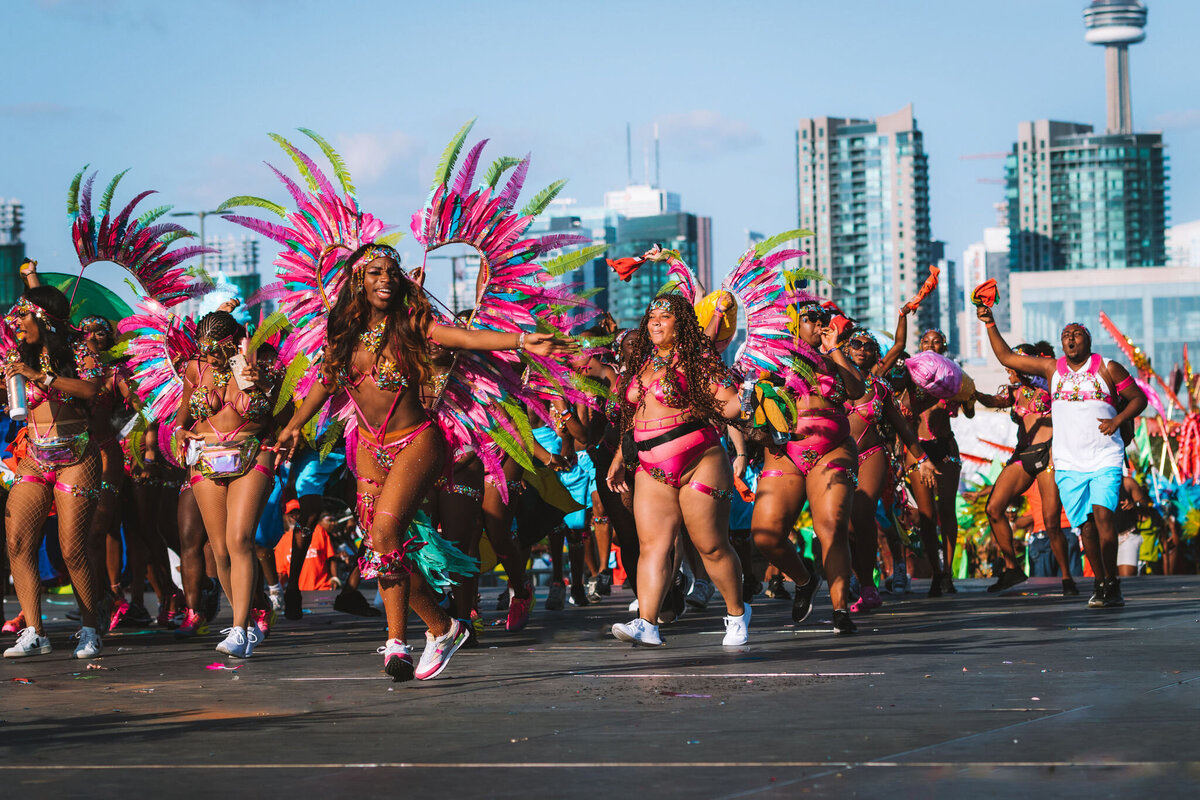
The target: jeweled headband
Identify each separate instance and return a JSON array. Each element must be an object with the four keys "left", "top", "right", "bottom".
[
  {"left": 198, "top": 334, "right": 238, "bottom": 357},
  {"left": 649, "top": 297, "right": 673, "bottom": 312},
  {"left": 7, "top": 296, "right": 71, "bottom": 334},
  {"left": 79, "top": 316, "right": 113, "bottom": 337},
  {"left": 351, "top": 244, "right": 402, "bottom": 289},
  {"left": 921, "top": 328, "right": 947, "bottom": 342}
]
